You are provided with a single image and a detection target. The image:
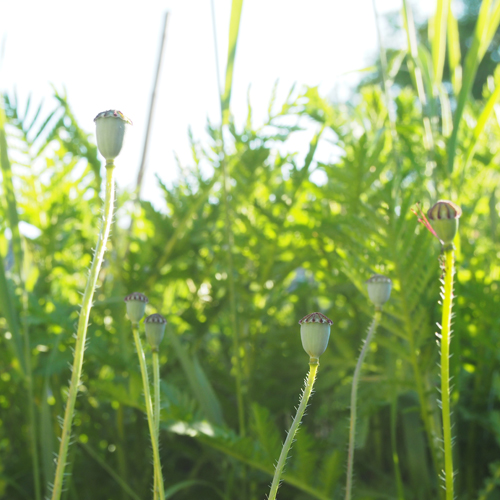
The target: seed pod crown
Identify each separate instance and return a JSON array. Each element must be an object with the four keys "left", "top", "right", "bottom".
[
  {"left": 427, "top": 200, "right": 462, "bottom": 247},
  {"left": 144, "top": 314, "right": 167, "bottom": 351},
  {"left": 299, "top": 312, "right": 332, "bottom": 359},
  {"left": 366, "top": 274, "right": 392, "bottom": 309},
  {"left": 94, "top": 109, "right": 132, "bottom": 162},
  {"left": 124, "top": 292, "right": 148, "bottom": 323}
]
